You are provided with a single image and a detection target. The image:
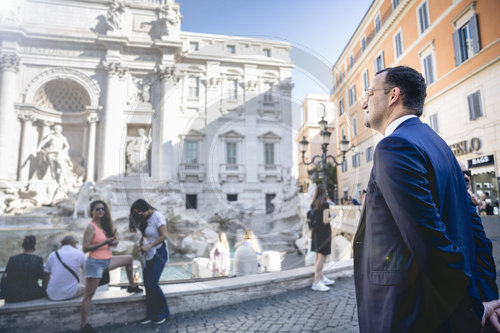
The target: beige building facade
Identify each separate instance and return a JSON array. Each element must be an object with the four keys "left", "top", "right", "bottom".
[{"left": 329, "top": 0, "right": 500, "bottom": 209}]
